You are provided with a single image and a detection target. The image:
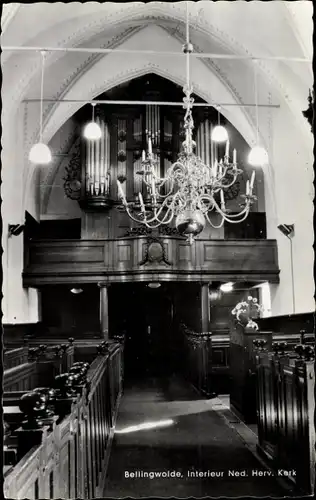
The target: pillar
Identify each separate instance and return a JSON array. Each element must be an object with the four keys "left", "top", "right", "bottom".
[
  {"left": 200, "top": 282, "right": 210, "bottom": 333},
  {"left": 98, "top": 283, "right": 109, "bottom": 340}
]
